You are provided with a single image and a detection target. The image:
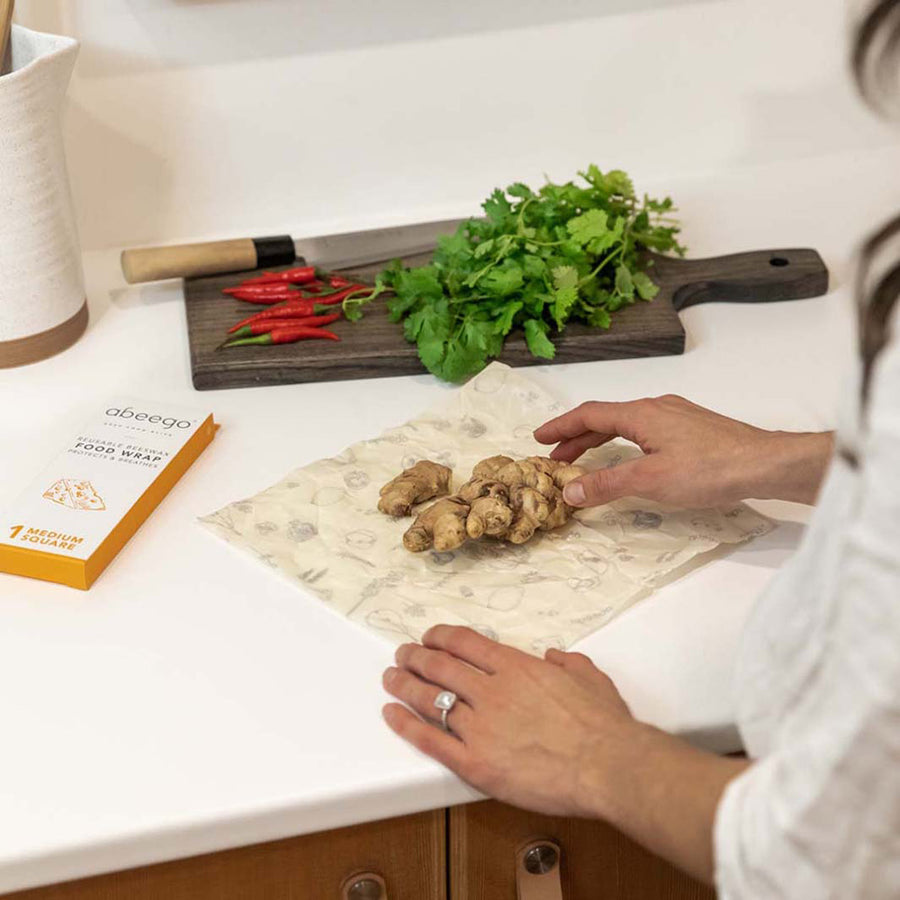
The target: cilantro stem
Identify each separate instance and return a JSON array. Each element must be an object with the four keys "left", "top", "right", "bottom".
[
  {"left": 515, "top": 197, "right": 535, "bottom": 233},
  {"left": 449, "top": 294, "right": 492, "bottom": 305},
  {"left": 578, "top": 243, "right": 625, "bottom": 288},
  {"left": 527, "top": 238, "right": 568, "bottom": 248}
]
